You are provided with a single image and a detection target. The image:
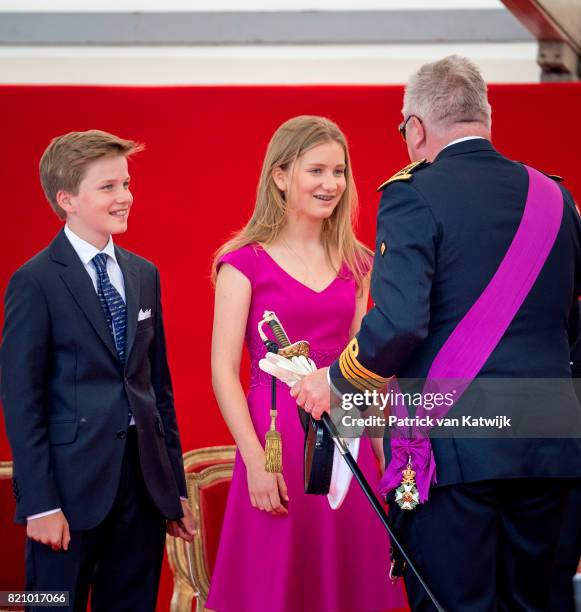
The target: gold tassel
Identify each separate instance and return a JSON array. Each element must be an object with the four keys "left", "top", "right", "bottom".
[{"left": 265, "top": 410, "right": 282, "bottom": 473}]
